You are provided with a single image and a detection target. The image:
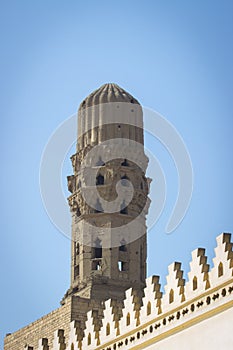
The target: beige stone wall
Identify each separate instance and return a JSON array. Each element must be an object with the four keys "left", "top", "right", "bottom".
[
  {"left": 4, "top": 296, "right": 104, "bottom": 350},
  {"left": 4, "top": 299, "right": 72, "bottom": 350}
]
